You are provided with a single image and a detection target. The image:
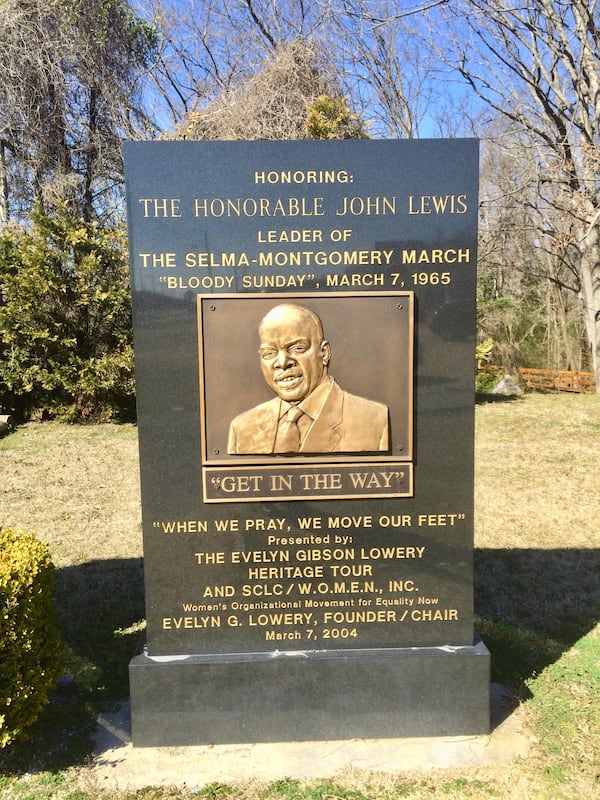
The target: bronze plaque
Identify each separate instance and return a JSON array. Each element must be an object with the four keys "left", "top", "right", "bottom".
[
  {"left": 124, "top": 139, "right": 478, "bottom": 657},
  {"left": 200, "top": 292, "right": 412, "bottom": 450}
]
